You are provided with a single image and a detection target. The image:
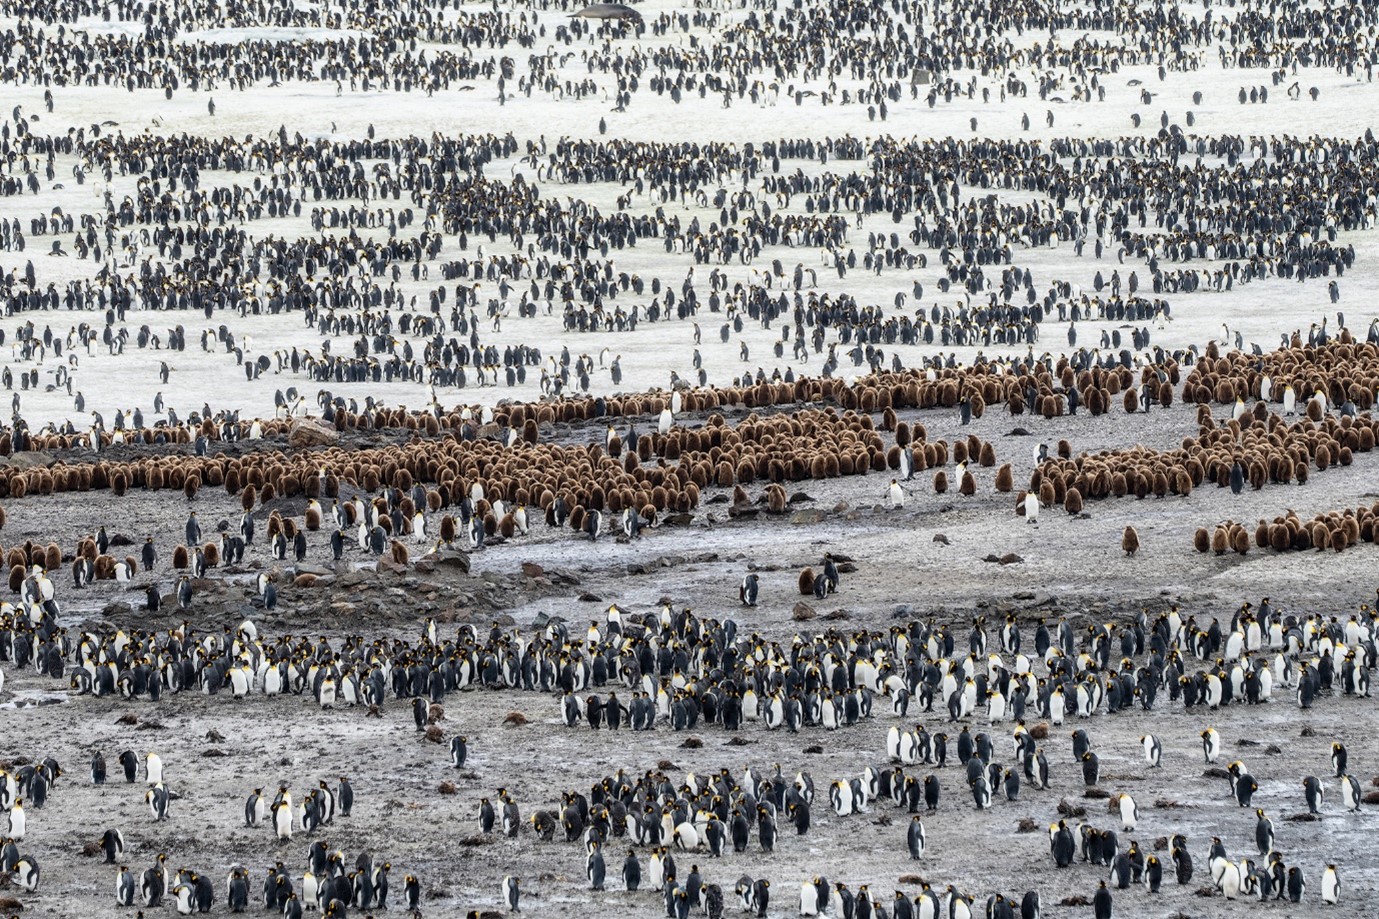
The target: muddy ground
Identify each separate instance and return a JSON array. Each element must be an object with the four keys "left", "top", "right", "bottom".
[{"left": 0, "top": 395, "right": 1377, "bottom": 919}]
